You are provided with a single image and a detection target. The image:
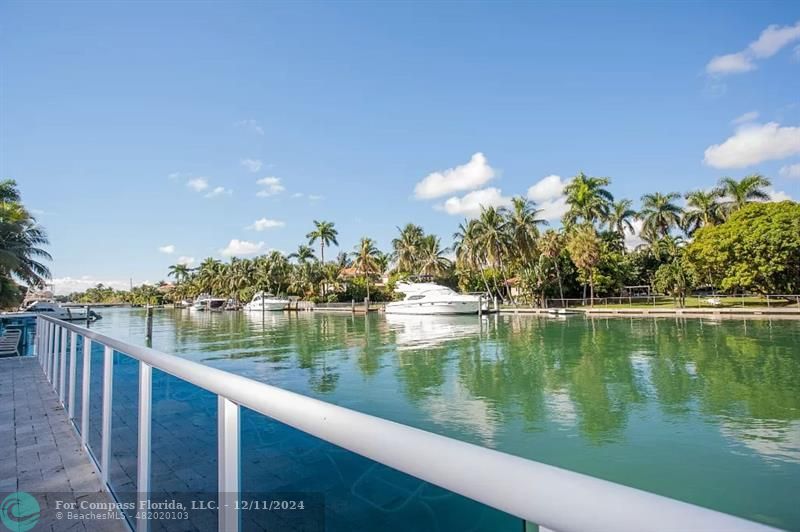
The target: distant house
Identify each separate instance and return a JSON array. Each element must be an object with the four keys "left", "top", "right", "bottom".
[{"left": 157, "top": 283, "right": 176, "bottom": 294}]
